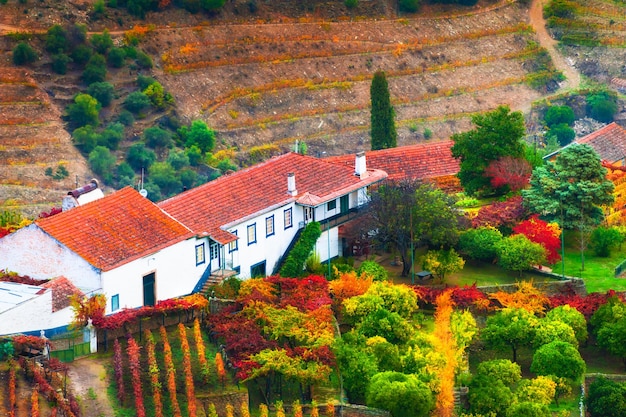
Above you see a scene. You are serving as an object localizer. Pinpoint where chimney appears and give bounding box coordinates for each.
[355,151,368,179]
[287,173,297,196]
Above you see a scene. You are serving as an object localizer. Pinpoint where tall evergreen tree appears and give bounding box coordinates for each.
[370,71,397,150]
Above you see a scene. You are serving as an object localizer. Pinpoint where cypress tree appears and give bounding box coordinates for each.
[370,71,397,150]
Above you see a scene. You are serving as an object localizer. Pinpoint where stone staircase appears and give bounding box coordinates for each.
[200,270,238,294]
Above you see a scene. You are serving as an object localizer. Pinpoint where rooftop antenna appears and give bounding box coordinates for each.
[139,168,148,198]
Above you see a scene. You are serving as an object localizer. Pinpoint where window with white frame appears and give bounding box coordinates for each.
[284,208,293,229]
[304,206,313,223]
[229,230,238,252]
[195,243,205,265]
[266,215,275,237]
[247,223,257,245]
[210,243,219,260]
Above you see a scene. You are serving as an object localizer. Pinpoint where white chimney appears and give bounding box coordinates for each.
[355,151,368,179]
[287,173,297,196]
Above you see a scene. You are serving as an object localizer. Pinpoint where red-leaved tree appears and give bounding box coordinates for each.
[472,195,526,229]
[484,156,532,192]
[513,214,562,264]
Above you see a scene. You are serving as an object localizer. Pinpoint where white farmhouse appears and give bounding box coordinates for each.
[159,152,386,280]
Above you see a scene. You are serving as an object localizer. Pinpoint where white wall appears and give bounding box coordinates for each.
[0,291,74,336]
[226,202,302,278]
[101,237,201,314]
[316,226,339,263]
[0,225,101,291]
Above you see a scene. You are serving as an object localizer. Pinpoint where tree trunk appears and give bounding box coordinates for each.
[512,345,517,364]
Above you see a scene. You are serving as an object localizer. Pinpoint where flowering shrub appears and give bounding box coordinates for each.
[178,323,197,417]
[93,294,208,330]
[215,352,226,386]
[113,339,125,404]
[127,337,145,417]
[160,326,182,417]
[31,387,39,417]
[193,318,210,384]
[144,330,163,417]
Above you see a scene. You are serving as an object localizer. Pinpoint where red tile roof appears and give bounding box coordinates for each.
[41,276,83,312]
[575,122,626,164]
[36,187,194,271]
[325,140,459,182]
[158,152,387,244]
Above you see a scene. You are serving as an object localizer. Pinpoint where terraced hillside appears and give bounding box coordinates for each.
[154,2,556,155]
[0,68,93,217]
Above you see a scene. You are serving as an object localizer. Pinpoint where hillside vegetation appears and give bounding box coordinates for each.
[0,0,563,214]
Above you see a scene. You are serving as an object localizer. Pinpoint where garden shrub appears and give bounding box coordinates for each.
[280,222,322,277]
[544,105,575,127]
[458,227,503,262]
[590,226,623,257]
[547,123,575,146]
[366,372,434,417]
[357,260,388,281]
[586,90,618,123]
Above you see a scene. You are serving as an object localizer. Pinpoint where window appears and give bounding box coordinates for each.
[304,206,314,223]
[228,230,238,253]
[327,200,337,211]
[195,243,205,266]
[247,223,257,245]
[111,294,119,312]
[266,215,275,237]
[284,208,293,229]
[210,243,219,260]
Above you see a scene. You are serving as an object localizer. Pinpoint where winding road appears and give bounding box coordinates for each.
[528,0,581,91]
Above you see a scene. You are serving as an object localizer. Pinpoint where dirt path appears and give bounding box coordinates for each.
[528,0,581,90]
[66,356,116,417]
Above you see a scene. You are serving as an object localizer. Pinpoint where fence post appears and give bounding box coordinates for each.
[87,319,97,354]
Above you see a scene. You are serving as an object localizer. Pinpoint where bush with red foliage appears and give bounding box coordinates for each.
[513,215,562,264]
[414,284,490,310]
[266,275,331,311]
[38,207,62,219]
[548,290,624,320]
[127,337,145,417]
[484,156,532,192]
[178,324,197,417]
[8,363,16,417]
[0,270,49,286]
[472,195,526,229]
[113,339,125,405]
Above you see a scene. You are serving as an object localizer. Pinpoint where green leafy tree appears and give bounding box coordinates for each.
[71,44,92,66]
[12,42,37,65]
[333,332,379,403]
[522,144,614,270]
[544,105,575,127]
[533,319,578,348]
[357,260,388,281]
[366,372,434,417]
[179,120,216,154]
[87,81,115,107]
[116,162,136,187]
[530,340,585,382]
[545,304,588,344]
[591,226,623,257]
[458,226,503,262]
[495,234,547,276]
[137,75,157,90]
[136,50,153,69]
[124,91,151,114]
[587,90,618,123]
[596,317,626,370]
[516,376,556,405]
[67,93,101,128]
[179,168,199,189]
[590,296,626,334]
[90,29,113,55]
[547,123,576,146]
[357,308,415,345]
[343,281,418,321]
[72,125,100,153]
[201,0,226,10]
[82,53,107,84]
[399,0,419,12]
[99,122,124,150]
[126,142,156,171]
[51,53,72,74]
[167,148,190,170]
[370,71,397,150]
[451,105,525,196]
[506,402,551,417]
[186,145,203,166]
[586,377,626,417]
[421,248,465,282]
[45,24,68,53]
[88,146,116,182]
[148,162,182,197]
[476,359,521,386]
[482,308,539,363]
[143,126,173,152]
[468,374,514,417]
[107,47,126,68]
[144,81,170,109]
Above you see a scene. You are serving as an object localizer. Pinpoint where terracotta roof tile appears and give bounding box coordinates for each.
[158,153,387,244]
[575,122,626,164]
[325,141,459,182]
[41,277,83,312]
[36,187,194,271]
